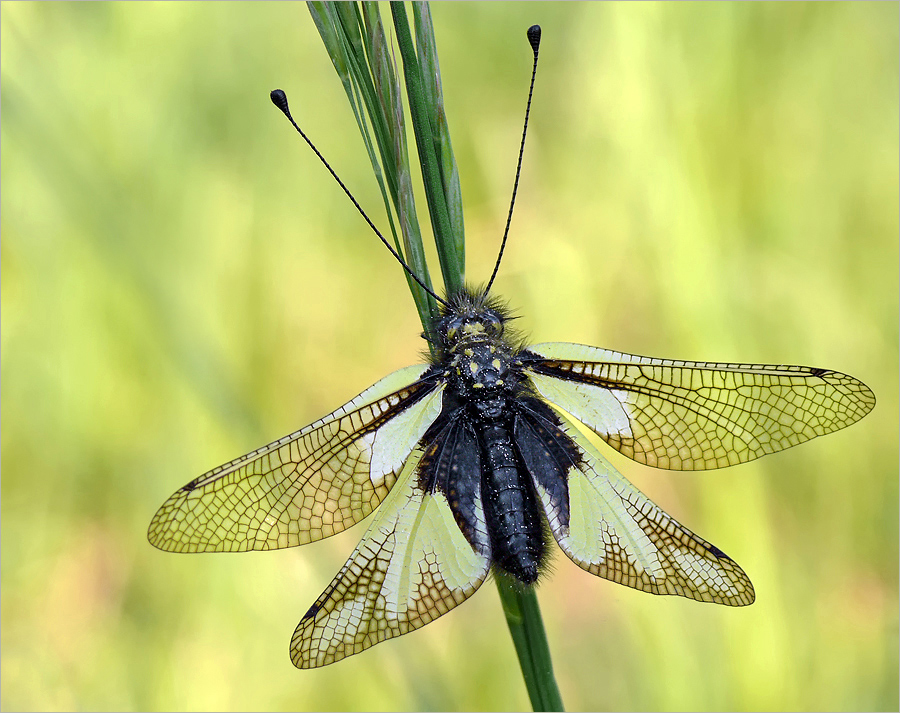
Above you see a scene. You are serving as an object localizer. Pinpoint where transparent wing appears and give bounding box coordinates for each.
[523,405,754,605]
[148,365,445,552]
[290,450,491,668]
[526,342,875,470]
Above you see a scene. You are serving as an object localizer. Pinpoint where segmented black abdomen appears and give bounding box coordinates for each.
[480,422,545,584]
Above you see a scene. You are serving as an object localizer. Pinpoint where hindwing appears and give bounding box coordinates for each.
[148,365,444,553]
[525,342,875,470]
[517,397,754,605]
[417,413,492,559]
[291,449,491,668]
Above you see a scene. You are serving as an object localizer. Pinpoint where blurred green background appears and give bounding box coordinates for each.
[2,2,897,711]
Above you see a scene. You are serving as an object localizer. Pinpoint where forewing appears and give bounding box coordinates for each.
[523,404,754,605]
[148,365,445,552]
[526,342,875,470]
[290,450,491,668]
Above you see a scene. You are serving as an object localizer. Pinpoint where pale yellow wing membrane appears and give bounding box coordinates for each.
[527,342,875,471]
[291,450,491,668]
[532,410,754,605]
[148,365,444,553]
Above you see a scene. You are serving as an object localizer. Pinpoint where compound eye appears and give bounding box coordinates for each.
[485,312,503,335]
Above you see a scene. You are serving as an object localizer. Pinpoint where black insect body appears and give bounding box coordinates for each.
[419,291,551,586]
[148,28,876,669]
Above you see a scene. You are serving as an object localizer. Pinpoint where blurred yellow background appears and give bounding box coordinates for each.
[2,2,897,711]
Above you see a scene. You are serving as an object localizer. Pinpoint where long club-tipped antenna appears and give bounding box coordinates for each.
[269,89,450,309]
[484,24,542,295]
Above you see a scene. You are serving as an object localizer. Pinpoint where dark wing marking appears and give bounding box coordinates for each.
[418,414,491,559]
[526,342,875,470]
[148,365,444,552]
[290,450,491,668]
[513,398,573,528]
[523,402,754,605]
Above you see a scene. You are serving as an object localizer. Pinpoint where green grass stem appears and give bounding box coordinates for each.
[308,3,563,709]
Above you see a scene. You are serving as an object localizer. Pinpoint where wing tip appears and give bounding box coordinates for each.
[706,543,732,561]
